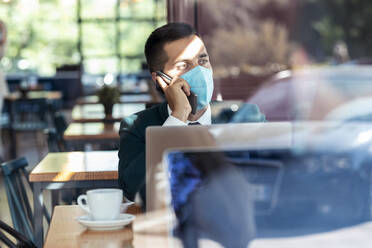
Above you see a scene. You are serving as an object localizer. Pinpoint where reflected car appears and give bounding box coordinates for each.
[224,123,372,233]
[244,140,372,236]
[226,67,372,231]
[244,66,372,122]
[259,125,372,227]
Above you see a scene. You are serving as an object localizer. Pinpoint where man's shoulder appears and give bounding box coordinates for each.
[119,102,168,135]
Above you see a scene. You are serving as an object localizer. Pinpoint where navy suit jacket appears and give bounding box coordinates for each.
[118,102,168,203]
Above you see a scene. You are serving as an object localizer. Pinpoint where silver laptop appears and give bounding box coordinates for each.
[145,122,292,211]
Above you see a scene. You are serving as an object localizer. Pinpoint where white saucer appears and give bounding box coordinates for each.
[76,214,135,231]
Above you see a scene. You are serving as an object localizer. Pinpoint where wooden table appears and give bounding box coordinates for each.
[64,122,120,141]
[77,94,153,105]
[71,103,145,123]
[44,205,176,248]
[63,122,120,150]
[5,91,62,101]
[44,204,372,248]
[29,151,119,248]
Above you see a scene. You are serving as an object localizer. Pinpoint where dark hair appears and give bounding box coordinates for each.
[144,22,197,73]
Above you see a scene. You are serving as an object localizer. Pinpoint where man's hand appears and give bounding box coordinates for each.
[156,75,191,122]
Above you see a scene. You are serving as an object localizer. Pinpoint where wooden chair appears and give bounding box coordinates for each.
[9,98,50,131]
[0,219,36,248]
[53,112,68,150]
[8,98,51,158]
[45,128,61,153]
[45,111,68,153]
[1,157,51,242]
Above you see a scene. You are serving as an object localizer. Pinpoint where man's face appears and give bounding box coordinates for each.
[162,35,212,78]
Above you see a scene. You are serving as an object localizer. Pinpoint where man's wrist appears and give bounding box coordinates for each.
[171,110,189,123]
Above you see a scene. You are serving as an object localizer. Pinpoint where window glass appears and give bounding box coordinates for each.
[0,0,77,75]
[0,0,166,76]
[81,0,117,19]
[120,58,142,73]
[84,58,119,75]
[120,0,154,18]
[82,23,116,56]
[155,0,167,19]
[120,22,155,56]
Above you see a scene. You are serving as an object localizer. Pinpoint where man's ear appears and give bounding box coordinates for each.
[151,72,157,84]
[151,71,165,96]
[148,72,165,99]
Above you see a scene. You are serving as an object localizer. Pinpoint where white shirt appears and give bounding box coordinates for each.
[162,104,212,126]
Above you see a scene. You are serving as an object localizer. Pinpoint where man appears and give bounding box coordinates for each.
[118,22,214,204]
[118,22,263,205]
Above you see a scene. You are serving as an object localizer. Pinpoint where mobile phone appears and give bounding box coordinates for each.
[156,71,172,82]
[156,71,197,115]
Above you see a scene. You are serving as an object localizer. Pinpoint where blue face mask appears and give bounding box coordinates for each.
[180,66,214,111]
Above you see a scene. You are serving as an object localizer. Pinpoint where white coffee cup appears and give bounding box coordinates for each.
[77,188,128,220]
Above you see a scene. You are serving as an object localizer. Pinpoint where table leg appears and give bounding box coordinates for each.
[33,182,43,248]
[51,190,59,212]
[9,128,17,159]
[7,99,17,159]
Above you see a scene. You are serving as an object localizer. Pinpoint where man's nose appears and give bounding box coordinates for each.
[189,60,200,70]
[182,59,200,75]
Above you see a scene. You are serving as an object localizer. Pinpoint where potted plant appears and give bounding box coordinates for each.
[18,80,30,98]
[96,85,120,119]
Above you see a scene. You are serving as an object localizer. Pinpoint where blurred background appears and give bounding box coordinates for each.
[1,1,372,245]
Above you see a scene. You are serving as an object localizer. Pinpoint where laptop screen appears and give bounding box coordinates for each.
[164,147,371,248]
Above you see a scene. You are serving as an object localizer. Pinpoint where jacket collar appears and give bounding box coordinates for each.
[158,101,169,123]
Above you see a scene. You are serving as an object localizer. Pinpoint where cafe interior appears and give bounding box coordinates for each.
[1,0,372,247]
